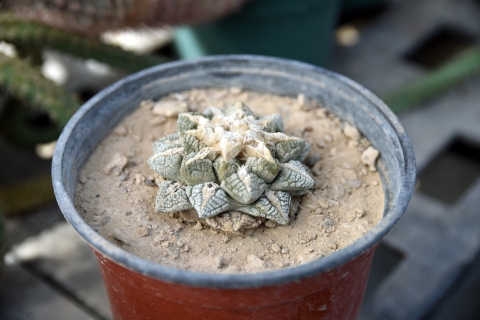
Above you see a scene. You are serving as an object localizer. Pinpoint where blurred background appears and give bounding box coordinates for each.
[1,0,480,319]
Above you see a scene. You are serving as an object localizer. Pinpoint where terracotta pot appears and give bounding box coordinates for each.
[52,56,416,319]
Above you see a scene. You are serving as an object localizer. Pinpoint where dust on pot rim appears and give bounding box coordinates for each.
[52,55,416,289]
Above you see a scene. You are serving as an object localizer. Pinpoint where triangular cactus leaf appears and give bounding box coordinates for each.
[245,157,279,183]
[186,183,238,218]
[152,133,181,154]
[296,142,311,162]
[225,101,255,117]
[213,156,241,182]
[155,180,192,213]
[237,190,291,225]
[177,113,207,135]
[270,160,315,191]
[257,114,285,133]
[148,148,183,181]
[220,166,267,205]
[180,152,217,185]
[182,134,207,154]
[275,137,307,163]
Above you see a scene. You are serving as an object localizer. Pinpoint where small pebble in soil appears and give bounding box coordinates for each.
[176,240,185,248]
[322,218,334,227]
[271,244,281,254]
[361,147,380,172]
[102,216,111,225]
[145,178,156,186]
[347,180,362,189]
[308,215,325,226]
[112,229,135,246]
[246,255,266,270]
[343,123,361,141]
[137,227,149,237]
[355,208,366,218]
[264,220,277,228]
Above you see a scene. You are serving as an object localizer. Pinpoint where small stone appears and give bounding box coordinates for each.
[264,220,277,228]
[296,93,311,110]
[140,100,154,110]
[314,208,323,215]
[161,241,170,247]
[145,178,156,186]
[149,116,167,125]
[90,221,102,231]
[348,140,359,148]
[79,175,88,184]
[104,153,128,176]
[326,239,337,250]
[316,140,327,148]
[318,199,330,209]
[281,248,289,254]
[306,231,318,241]
[355,208,366,218]
[167,248,179,259]
[308,215,325,226]
[125,211,132,216]
[183,245,190,252]
[153,234,165,244]
[246,254,266,270]
[342,169,358,180]
[176,240,185,248]
[222,235,230,244]
[322,218,334,227]
[315,108,327,118]
[343,123,361,141]
[361,147,380,172]
[304,126,313,132]
[347,212,356,222]
[271,244,281,253]
[173,93,189,101]
[119,171,129,182]
[102,216,111,225]
[152,100,188,117]
[372,180,379,186]
[347,179,362,189]
[210,256,225,269]
[113,125,127,136]
[137,227,149,237]
[324,134,333,143]
[193,221,203,230]
[133,173,145,185]
[112,229,135,246]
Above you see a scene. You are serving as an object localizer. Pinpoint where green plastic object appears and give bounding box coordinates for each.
[174,0,341,66]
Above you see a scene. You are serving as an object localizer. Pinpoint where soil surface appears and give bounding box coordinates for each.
[75,88,384,274]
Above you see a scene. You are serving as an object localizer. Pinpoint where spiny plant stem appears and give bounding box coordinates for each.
[0,13,169,73]
[383,46,480,113]
[0,53,80,127]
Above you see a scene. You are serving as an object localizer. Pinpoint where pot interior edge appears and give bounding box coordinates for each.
[58,56,411,287]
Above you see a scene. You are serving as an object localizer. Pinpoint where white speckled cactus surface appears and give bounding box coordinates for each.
[148,101,315,226]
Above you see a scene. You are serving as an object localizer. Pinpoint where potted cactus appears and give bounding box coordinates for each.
[53,56,415,319]
[148,101,314,232]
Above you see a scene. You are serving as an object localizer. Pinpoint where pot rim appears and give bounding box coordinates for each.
[52,55,416,289]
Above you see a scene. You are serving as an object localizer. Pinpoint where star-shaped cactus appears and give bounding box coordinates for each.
[148,101,315,226]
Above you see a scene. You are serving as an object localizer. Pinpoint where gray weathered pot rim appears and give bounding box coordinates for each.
[52,55,416,289]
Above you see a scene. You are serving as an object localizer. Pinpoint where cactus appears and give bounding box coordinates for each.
[0,13,168,73]
[0,53,80,127]
[148,101,315,228]
[3,0,251,36]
